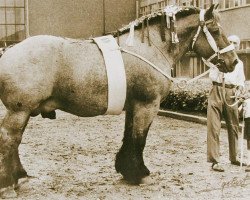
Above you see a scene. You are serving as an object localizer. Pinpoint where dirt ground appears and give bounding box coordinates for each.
[0,104,250,200]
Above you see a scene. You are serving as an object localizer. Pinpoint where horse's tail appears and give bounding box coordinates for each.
[0,47,5,58]
[0,44,15,95]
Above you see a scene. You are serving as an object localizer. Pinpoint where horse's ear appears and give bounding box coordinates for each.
[214,4,219,10]
[205,4,216,20]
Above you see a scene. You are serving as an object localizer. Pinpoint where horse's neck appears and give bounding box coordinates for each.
[118,22,197,66]
[172,33,196,62]
[118,28,172,75]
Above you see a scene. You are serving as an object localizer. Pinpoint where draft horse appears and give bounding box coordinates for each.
[0,4,238,197]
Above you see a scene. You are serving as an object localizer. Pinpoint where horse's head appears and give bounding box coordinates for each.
[192,4,238,73]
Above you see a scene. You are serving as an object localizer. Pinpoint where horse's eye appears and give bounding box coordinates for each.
[210,28,220,35]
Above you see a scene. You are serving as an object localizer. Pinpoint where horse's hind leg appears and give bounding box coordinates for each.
[0,111,30,196]
[115,98,160,184]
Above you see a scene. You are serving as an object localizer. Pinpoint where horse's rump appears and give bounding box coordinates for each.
[0,35,111,116]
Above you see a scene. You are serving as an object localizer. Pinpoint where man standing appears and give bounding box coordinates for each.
[207,35,246,172]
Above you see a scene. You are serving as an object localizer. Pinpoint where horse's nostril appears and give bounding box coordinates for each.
[233,59,238,66]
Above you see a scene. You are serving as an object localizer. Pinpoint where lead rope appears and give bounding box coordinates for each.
[120,47,213,89]
[120,47,175,82]
[222,75,242,107]
[240,104,245,169]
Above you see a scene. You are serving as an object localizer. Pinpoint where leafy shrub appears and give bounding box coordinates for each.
[160,78,212,114]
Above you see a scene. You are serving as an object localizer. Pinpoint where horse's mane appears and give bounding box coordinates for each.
[111,6,201,36]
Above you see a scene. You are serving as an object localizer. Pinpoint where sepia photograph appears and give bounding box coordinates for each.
[0,0,250,199]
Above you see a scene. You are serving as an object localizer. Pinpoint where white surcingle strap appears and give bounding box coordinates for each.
[126,22,135,46]
[93,35,126,115]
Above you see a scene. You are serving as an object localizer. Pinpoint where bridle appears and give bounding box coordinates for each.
[191,10,244,107]
[191,9,235,70]
[164,8,237,88]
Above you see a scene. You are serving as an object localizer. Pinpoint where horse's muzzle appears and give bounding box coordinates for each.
[215,58,238,73]
[233,59,238,67]
[216,59,227,72]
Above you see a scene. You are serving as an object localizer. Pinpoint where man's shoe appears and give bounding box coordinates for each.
[245,165,250,172]
[231,160,247,166]
[212,163,225,172]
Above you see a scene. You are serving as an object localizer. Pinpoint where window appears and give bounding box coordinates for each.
[0,0,26,47]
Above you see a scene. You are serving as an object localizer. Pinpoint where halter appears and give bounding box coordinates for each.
[191,9,235,68]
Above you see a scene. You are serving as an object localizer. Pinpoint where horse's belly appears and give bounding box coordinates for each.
[53,73,109,117]
[59,92,108,117]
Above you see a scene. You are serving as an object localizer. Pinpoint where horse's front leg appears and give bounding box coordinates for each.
[12,148,28,188]
[115,98,160,184]
[0,111,30,198]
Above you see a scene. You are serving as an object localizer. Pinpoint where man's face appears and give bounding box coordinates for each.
[229,40,239,50]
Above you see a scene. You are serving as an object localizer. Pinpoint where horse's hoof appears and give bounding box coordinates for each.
[140,176,155,185]
[14,176,30,190]
[141,164,150,177]
[123,176,141,185]
[0,186,17,199]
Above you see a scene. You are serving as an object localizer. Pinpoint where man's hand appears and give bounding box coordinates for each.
[235,86,246,100]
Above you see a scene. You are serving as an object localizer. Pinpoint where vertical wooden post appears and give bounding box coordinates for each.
[4,0,7,42]
[200,0,204,9]
[221,0,226,9]
[136,1,139,18]
[189,57,194,78]
[193,0,197,7]
[103,0,106,35]
[146,18,151,46]
[141,19,145,43]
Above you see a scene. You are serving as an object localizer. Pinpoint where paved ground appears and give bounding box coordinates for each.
[0,104,250,200]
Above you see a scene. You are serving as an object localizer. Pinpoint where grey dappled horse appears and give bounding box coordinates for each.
[0,5,238,197]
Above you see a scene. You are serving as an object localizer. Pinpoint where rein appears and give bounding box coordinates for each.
[221,75,244,107]
[120,47,212,89]
[120,47,175,82]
